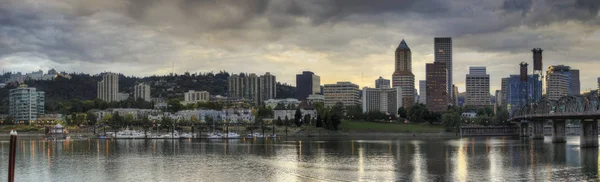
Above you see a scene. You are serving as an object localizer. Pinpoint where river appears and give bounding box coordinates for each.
[0,136,597,181]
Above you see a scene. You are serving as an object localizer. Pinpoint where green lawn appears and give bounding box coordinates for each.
[340,120,443,133]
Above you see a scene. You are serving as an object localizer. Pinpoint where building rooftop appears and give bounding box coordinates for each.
[396,39,410,50]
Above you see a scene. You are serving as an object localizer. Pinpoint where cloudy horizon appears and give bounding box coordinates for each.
[2,0,600,93]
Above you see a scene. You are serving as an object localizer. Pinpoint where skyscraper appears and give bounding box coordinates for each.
[295,71,321,100]
[495,90,502,106]
[134,83,151,102]
[434,37,452,104]
[501,77,510,107]
[392,39,415,108]
[375,76,390,89]
[426,62,448,112]
[97,72,119,102]
[465,67,490,106]
[546,65,578,100]
[506,74,542,111]
[418,80,426,104]
[571,69,580,95]
[362,87,402,115]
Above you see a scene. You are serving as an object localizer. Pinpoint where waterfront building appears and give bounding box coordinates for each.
[323,82,360,108]
[134,83,151,102]
[260,72,277,101]
[391,39,415,108]
[184,90,210,105]
[506,74,542,111]
[97,72,119,102]
[9,84,44,122]
[500,77,510,107]
[426,62,448,112]
[546,65,580,100]
[296,71,321,100]
[264,98,300,109]
[465,67,490,106]
[434,37,453,102]
[273,101,317,123]
[361,87,402,115]
[375,76,390,89]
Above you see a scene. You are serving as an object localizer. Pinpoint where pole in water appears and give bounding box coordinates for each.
[8,130,17,182]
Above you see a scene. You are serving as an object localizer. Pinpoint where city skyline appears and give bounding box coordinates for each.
[2,1,600,93]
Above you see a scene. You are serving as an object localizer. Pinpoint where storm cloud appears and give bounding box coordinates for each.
[1,0,600,93]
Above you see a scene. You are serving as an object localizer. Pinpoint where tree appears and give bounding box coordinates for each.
[276,117,283,126]
[442,112,461,132]
[303,114,311,126]
[167,99,183,113]
[294,108,302,127]
[397,107,407,119]
[141,116,151,137]
[407,103,428,123]
[493,108,510,126]
[315,114,323,128]
[345,104,363,120]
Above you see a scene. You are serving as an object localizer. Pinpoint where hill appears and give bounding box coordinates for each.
[0,71,295,114]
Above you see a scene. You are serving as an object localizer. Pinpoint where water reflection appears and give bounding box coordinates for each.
[0,136,597,181]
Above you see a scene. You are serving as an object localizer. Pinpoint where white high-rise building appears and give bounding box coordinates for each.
[362,87,402,115]
[134,83,151,102]
[97,72,119,102]
[9,84,44,122]
[418,80,426,104]
[546,65,578,100]
[465,67,490,106]
[184,90,210,104]
[260,72,277,101]
[324,82,360,108]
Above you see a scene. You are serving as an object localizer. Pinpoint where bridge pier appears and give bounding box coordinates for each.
[531,120,544,140]
[580,119,598,148]
[519,121,529,137]
[552,119,566,143]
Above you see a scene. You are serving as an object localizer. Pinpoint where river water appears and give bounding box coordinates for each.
[0,136,597,181]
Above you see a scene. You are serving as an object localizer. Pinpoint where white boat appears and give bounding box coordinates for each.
[115,129,145,139]
[179,132,196,139]
[161,131,180,138]
[246,133,264,139]
[223,132,241,139]
[207,132,222,139]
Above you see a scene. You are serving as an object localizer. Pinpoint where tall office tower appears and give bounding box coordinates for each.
[426,62,448,112]
[501,77,509,107]
[97,72,119,102]
[495,90,502,106]
[506,74,542,111]
[9,84,44,122]
[323,82,360,108]
[434,37,452,103]
[571,69,580,95]
[295,71,321,100]
[465,67,490,106]
[134,83,151,102]
[452,85,459,106]
[375,76,391,89]
[260,72,277,101]
[392,39,415,108]
[546,65,579,100]
[362,87,402,115]
[418,80,426,104]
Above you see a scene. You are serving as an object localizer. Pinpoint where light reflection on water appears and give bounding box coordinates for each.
[0,136,597,181]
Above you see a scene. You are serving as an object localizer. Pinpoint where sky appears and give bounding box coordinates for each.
[1,0,600,94]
